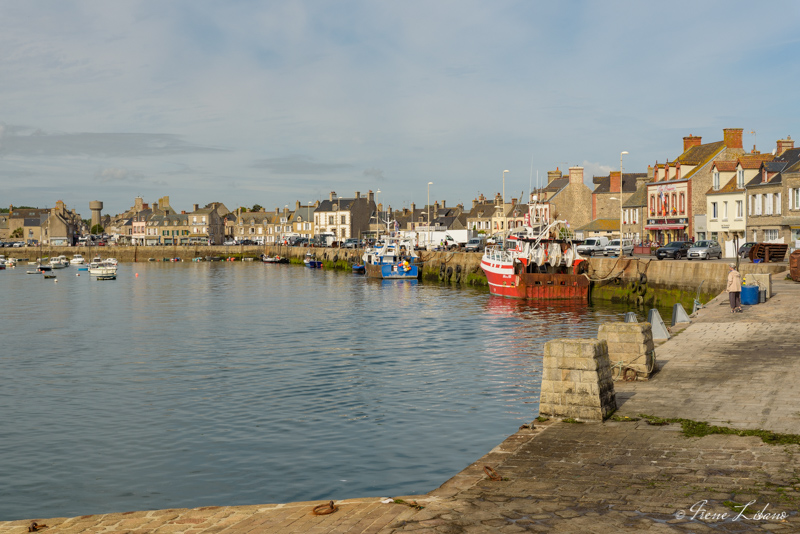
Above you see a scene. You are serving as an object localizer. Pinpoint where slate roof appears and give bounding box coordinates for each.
[622,185,648,208]
[316,197,370,212]
[576,219,620,232]
[465,202,497,219]
[544,178,569,192]
[592,173,644,194]
[676,141,725,165]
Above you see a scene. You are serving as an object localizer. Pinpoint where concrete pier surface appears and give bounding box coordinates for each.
[3,275,800,532]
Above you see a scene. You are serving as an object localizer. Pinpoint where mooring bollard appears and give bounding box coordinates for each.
[539,339,616,422]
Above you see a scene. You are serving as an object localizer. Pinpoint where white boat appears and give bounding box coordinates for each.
[70,254,86,265]
[88,264,117,276]
[6,257,17,267]
[102,258,118,266]
[49,257,68,269]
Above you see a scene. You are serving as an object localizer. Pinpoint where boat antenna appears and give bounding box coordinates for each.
[529,155,533,202]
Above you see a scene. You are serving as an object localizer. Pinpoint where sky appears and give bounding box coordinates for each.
[2,1,800,217]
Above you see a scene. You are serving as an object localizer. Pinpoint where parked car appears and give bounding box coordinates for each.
[603,239,634,256]
[655,241,692,260]
[12,241,25,248]
[687,240,722,260]
[464,237,486,253]
[576,237,610,257]
[738,242,757,258]
[342,238,360,249]
[223,239,236,245]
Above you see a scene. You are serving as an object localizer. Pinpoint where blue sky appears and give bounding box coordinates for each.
[2,1,800,216]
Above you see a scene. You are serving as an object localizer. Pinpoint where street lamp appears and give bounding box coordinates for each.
[376,189,382,237]
[502,170,510,245]
[427,181,433,249]
[617,151,629,257]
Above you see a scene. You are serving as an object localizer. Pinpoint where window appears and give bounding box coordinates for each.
[765,193,773,215]
[765,229,779,242]
[671,193,677,215]
[756,194,762,215]
[749,195,753,215]
[192,216,197,223]
[328,215,335,225]
[340,215,346,225]
[794,188,800,210]
[711,202,718,219]
[737,169,744,188]
[679,193,685,214]
[723,201,728,220]
[776,193,781,215]
[713,171,720,190]
[736,200,743,219]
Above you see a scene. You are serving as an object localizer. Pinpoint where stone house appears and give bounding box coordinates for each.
[41,200,82,246]
[706,153,774,256]
[620,168,653,243]
[314,191,375,242]
[533,167,592,231]
[187,202,227,245]
[290,201,317,240]
[465,195,496,234]
[6,207,50,244]
[746,141,800,246]
[589,171,645,241]
[236,210,271,243]
[145,213,190,245]
[645,129,745,244]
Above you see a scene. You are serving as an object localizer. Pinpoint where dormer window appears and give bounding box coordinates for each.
[737,169,744,188]
[713,171,720,190]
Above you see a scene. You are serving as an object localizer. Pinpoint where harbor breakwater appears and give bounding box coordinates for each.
[20,245,788,311]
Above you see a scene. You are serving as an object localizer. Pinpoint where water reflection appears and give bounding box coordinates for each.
[0,264,650,521]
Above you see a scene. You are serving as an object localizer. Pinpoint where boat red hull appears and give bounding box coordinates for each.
[480,258,589,300]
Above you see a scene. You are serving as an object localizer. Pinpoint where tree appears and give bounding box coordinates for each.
[10,227,23,238]
[252,204,263,212]
[91,224,104,234]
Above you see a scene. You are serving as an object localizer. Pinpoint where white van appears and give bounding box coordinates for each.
[576,237,610,257]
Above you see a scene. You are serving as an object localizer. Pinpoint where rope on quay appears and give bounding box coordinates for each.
[311,500,338,516]
[483,465,503,481]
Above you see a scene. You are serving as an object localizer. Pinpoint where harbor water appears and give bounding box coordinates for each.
[1,262,651,521]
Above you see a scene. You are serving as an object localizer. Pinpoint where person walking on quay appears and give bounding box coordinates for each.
[727,263,743,313]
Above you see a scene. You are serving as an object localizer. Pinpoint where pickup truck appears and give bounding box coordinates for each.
[575,237,609,257]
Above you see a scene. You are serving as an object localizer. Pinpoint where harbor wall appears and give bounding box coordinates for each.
[16,246,789,309]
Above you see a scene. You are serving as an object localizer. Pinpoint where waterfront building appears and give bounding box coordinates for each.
[41,200,82,246]
[236,209,271,244]
[746,140,800,247]
[289,201,317,241]
[586,170,646,242]
[187,202,228,245]
[646,129,746,244]
[706,153,774,256]
[314,191,375,242]
[532,167,593,233]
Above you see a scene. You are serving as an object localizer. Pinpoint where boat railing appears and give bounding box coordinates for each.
[483,246,516,263]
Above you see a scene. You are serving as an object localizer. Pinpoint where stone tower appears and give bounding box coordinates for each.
[89,200,103,229]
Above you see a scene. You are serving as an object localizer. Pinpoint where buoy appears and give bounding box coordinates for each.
[135,273,139,277]
[76,273,80,276]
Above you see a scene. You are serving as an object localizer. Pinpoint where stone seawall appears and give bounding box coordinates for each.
[19,246,789,309]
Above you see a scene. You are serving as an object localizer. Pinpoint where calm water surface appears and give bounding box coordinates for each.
[1,262,648,520]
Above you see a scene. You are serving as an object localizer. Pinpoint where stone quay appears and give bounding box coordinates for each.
[3,273,800,533]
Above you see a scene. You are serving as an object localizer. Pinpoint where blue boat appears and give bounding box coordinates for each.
[303,253,322,268]
[351,264,366,274]
[362,240,419,280]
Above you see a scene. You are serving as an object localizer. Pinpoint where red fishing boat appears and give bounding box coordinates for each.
[480,220,589,300]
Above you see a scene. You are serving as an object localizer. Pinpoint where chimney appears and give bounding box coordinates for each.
[330,191,337,202]
[547,169,562,184]
[472,198,479,208]
[143,203,149,210]
[181,210,186,215]
[683,135,702,152]
[314,200,320,207]
[777,135,794,156]
[441,200,446,208]
[411,202,416,213]
[283,206,289,217]
[355,191,361,199]
[368,190,374,203]
[723,128,743,149]
[568,166,584,186]
[275,207,280,214]
[153,202,158,211]
[609,171,621,193]
[296,201,301,210]
[511,197,518,206]
[193,203,199,212]
[479,193,486,202]
[134,197,143,211]
[434,201,439,218]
